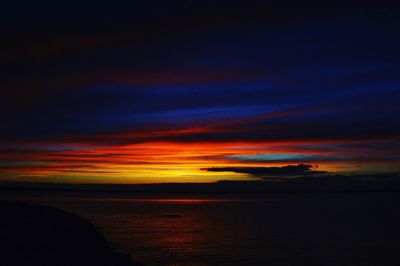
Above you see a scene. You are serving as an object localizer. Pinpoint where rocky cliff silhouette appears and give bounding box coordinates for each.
[0,201,142,266]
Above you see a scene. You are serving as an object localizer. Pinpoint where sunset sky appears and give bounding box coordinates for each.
[1,2,400,183]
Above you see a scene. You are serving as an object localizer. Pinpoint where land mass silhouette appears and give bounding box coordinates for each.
[1,172,399,194]
[0,201,142,266]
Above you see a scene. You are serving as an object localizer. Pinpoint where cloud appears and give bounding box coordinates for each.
[227,153,353,162]
[202,163,326,179]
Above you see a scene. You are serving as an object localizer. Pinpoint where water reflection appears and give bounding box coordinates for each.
[121,204,220,265]
[3,192,400,266]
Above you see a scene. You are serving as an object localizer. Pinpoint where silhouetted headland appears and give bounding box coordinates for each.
[0,201,142,266]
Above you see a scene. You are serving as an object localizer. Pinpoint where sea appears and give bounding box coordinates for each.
[2,190,400,266]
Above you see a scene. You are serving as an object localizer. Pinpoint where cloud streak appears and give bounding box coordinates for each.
[202,164,326,179]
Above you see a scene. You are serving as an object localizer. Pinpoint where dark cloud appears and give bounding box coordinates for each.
[202,164,326,179]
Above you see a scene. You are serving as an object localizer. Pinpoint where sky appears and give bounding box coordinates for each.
[1,2,400,183]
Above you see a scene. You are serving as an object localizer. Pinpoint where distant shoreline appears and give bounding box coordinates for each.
[1,173,400,194]
[0,201,142,266]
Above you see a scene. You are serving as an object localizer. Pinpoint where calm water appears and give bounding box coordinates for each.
[2,191,400,265]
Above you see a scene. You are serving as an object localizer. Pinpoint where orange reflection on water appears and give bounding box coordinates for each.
[145,213,212,258]
[135,198,229,204]
[103,197,259,204]
[118,199,222,265]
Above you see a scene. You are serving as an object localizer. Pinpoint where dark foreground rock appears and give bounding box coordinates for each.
[0,201,142,266]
